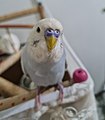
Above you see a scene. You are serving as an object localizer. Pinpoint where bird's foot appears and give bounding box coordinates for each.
[57,83,64,104]
[35,95,42,111]
[35,87,42,111]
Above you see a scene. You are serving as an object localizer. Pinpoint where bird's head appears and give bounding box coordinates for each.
[27,18,64,62]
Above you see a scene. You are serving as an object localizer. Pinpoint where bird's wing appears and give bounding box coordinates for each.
[21,58,26,75]
[21,47,30,79]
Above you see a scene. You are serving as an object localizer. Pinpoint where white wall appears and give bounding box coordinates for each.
[43,0,105,93]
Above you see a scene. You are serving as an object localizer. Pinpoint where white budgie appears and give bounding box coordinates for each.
[21,18,66,109]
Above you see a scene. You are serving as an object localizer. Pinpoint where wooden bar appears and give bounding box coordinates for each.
[0,7,38,22]
[0,77,29,97]
[0,24,34,29]
[0,79,74,111]
[0,51,21,74]
[38,2,46,19]
[0,91,35,111]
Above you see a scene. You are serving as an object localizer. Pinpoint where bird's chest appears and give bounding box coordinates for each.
[29,61,61,77]
[24,48,65,86]
[27,55,65,86]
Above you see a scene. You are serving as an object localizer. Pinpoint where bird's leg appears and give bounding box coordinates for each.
[58,83,64,102]
[35,86,41,111]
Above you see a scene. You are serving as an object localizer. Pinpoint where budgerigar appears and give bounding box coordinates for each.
[21,18,66,110]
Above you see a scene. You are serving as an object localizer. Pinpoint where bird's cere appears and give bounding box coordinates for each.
[45,28,54,37]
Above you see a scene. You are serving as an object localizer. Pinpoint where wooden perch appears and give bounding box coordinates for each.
[0,24,34,29]
[0,7,38,22]
[0,51,21,74]
[0,77,29,97]
[0,90,35,111]
[0,79,74,111]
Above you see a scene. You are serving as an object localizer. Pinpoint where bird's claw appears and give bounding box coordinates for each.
[35,95,42,111]
[58,83,64,103]
[35,87,42,111]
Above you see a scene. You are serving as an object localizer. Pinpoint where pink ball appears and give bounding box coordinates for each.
[73,68,88,83]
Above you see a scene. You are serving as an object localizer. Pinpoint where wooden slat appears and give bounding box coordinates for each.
[0,7,38,22]
[0,79,74,111]
[38,2,46,19]
[0,91,35,111]
[0,77,29,97]
[0,51,21,74]
[0,24,34,29]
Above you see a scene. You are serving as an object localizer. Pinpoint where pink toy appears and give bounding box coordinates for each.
[73,68,88,83]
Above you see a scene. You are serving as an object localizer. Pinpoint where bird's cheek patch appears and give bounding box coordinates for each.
[32,40,40,47]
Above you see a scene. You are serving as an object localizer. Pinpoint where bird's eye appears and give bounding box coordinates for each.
[36,27,41,33]
[54,29,60,38]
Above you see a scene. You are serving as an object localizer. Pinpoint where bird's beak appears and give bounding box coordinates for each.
[46,35,57,52]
